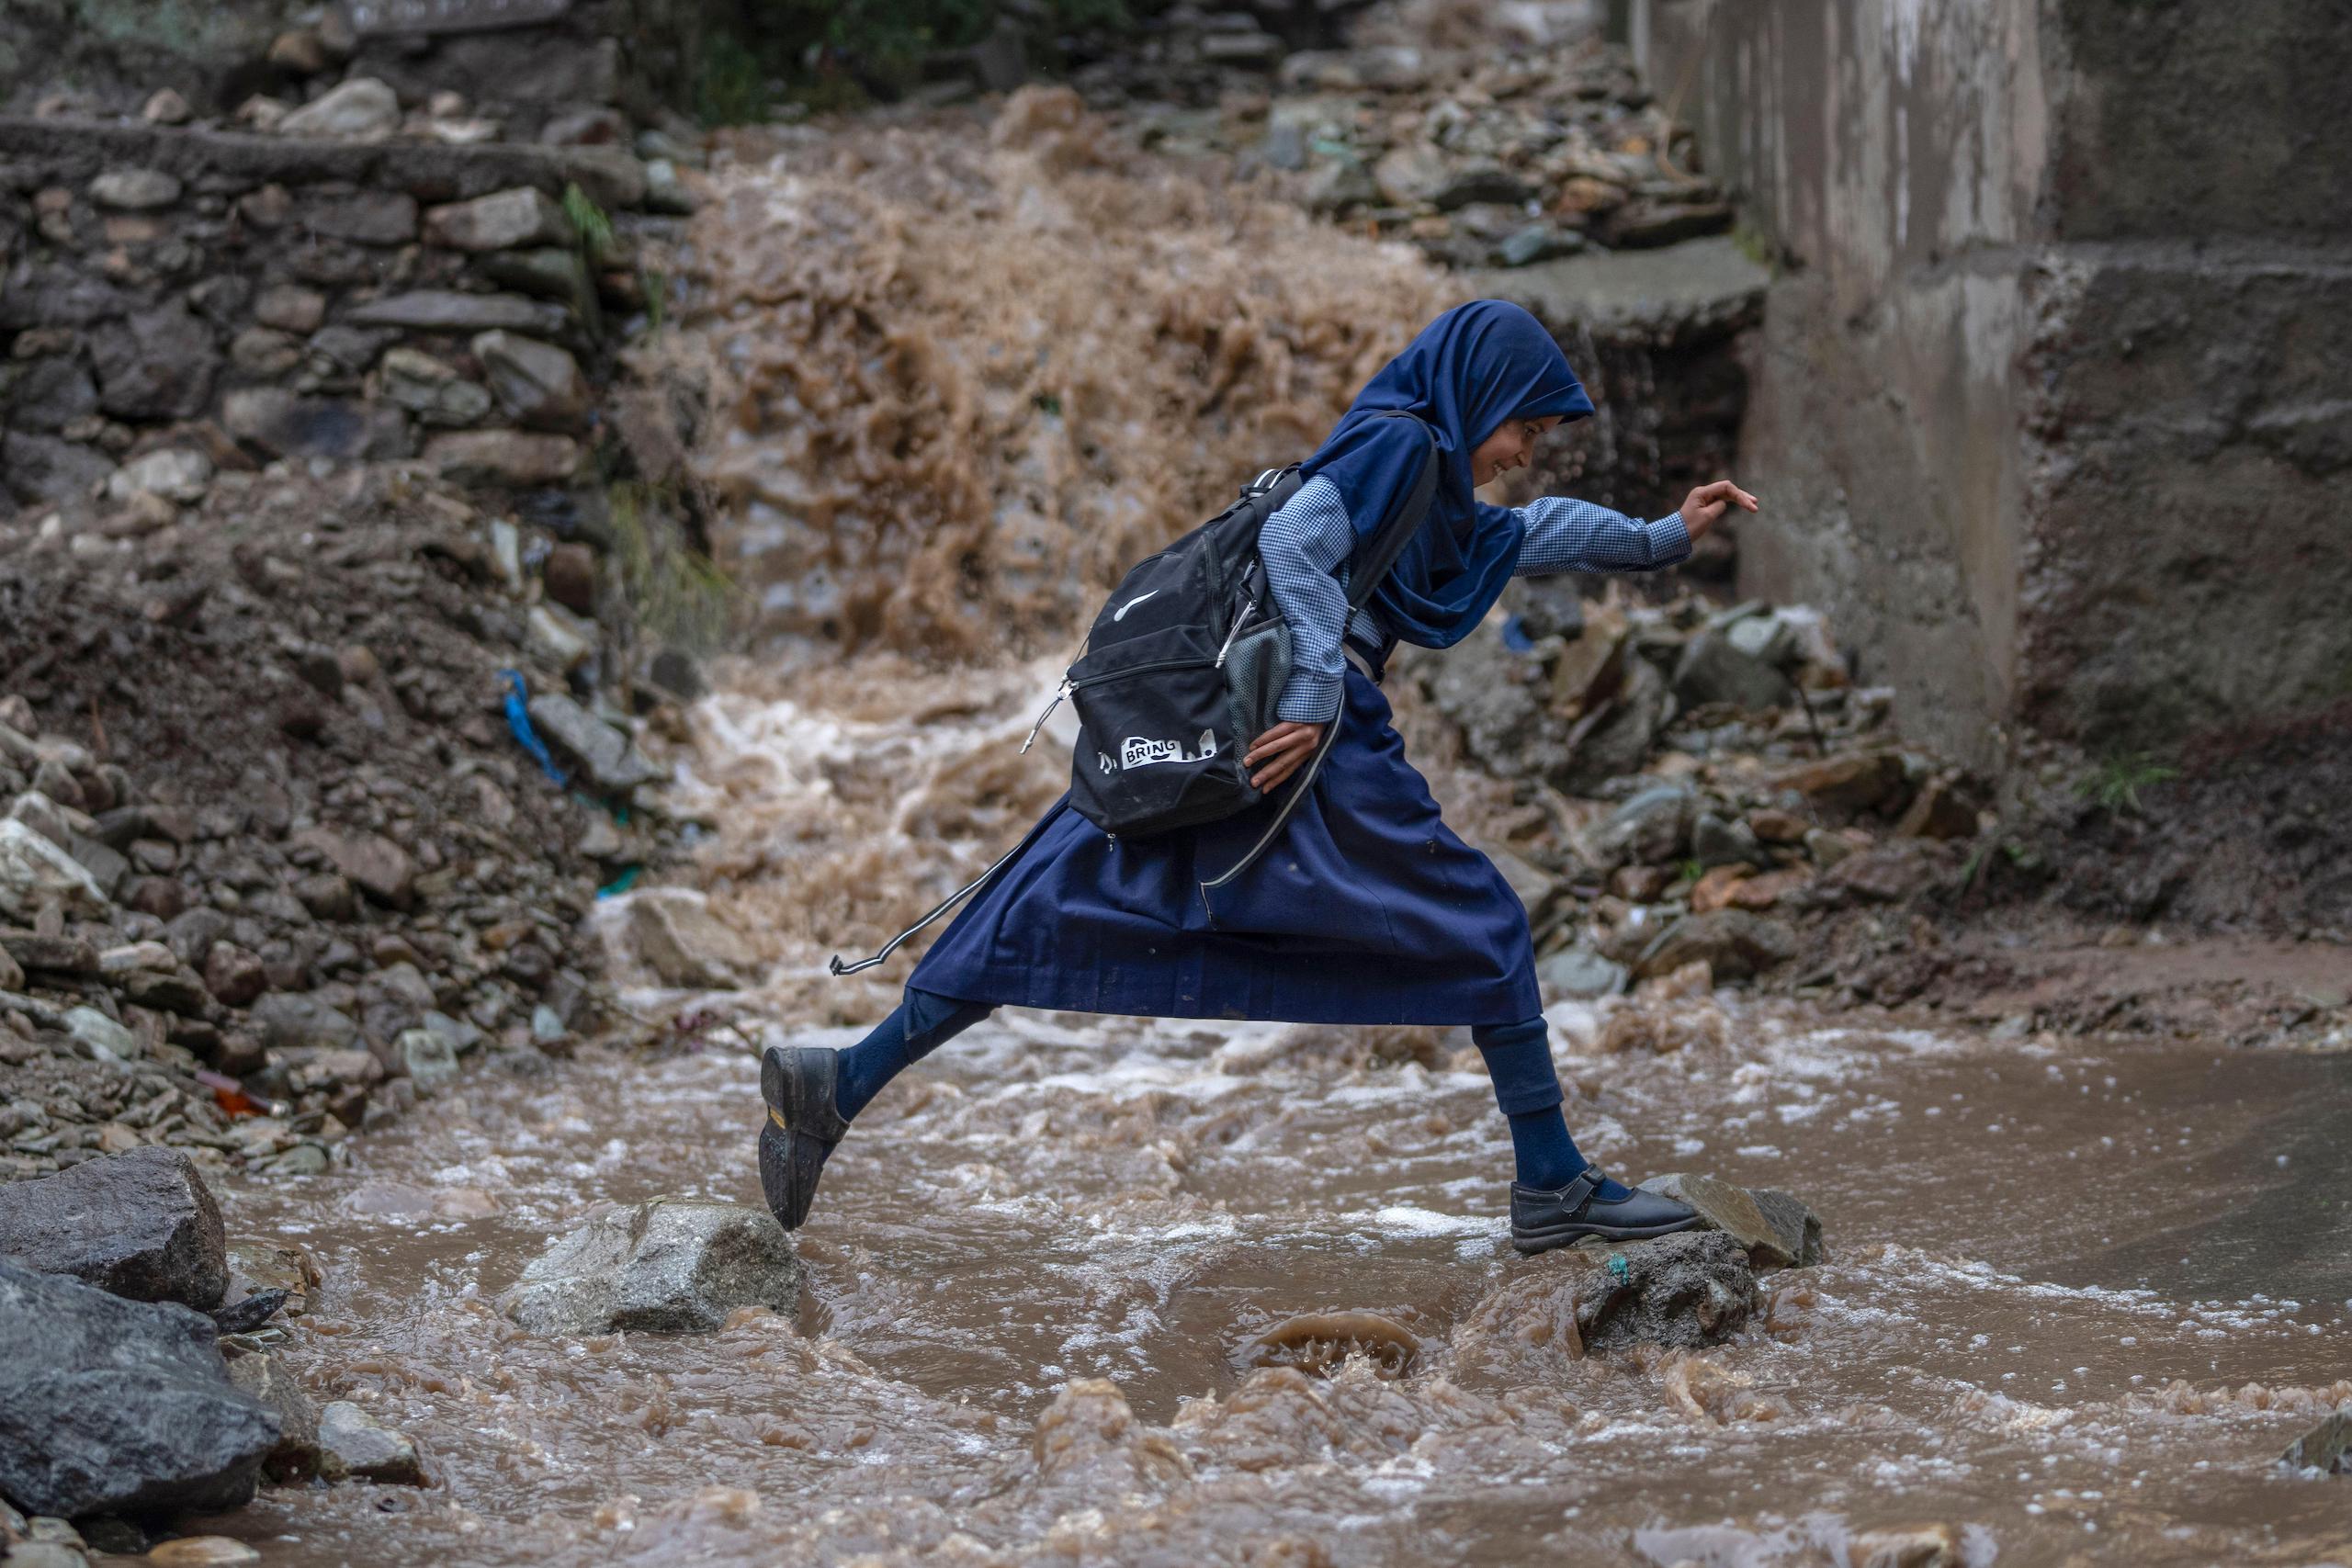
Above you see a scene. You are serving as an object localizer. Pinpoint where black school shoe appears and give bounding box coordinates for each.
[757,1044,850,1232]
[1510,1167,1701,1255]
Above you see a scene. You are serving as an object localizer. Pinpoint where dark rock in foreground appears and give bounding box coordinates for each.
[0,1261,277,1518]
[0,1146,228,1310]
[1454,1230,1759,1372]
[1572,1231,1758,1353]
[499,1199,802,1336]
[2282,1411,2352,1473]
[1638,1173,1826,1271]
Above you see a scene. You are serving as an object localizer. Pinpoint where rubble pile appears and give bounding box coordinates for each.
[0,460,701,1181]
[1405,587,1986,1000]
[1257,30,1732,271]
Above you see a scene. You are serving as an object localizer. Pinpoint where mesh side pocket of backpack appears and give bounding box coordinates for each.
[1223,620,1292,747]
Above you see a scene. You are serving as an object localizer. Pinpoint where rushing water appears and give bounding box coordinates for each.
[204,993,2352,1565]
[177,87,2352,1567]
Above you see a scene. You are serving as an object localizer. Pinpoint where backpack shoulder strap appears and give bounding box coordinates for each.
[1343,411,1441,615]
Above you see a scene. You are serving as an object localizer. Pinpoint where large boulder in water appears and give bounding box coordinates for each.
[0,1146,228,1309]
[499,1199,802,1335]
[1453,1231,1758,1372]
[1637,1173,1826,1270]
[0,1260,278,1518]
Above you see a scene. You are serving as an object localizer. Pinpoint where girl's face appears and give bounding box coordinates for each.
[1469,413,1563,488]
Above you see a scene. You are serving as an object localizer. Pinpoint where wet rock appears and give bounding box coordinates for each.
[500,1199,803,1336]
[303,190,418,246]
[1896,774,1979,840]
[526,694,663,793]
[378,348,492,428]
[1558,658,1668,793]
[1,432,114,509]
[91,304,219,423]
[1781,750,1904,812]
[1673,625,1793,711]
[204,943,267,1008]
[1633,909,1796,982]
[424,430,582,488]
[292,873,356,922]
[253,285,326,333]
[473,331,587,431]
[1459,1231,1757,1367]
[346,291,569,337]
[148,1538,261,1566]
[6,1542,87,1568]
[1822,840,1941,904]
[250,992,360,1053]
[0,1261,277,1518]
[424,187,575,253]
[0,819,111,919]
[540,542,597,614]
[1749,1188,1826,1268]
[0,1146,229,1308]
[62,1007,138,1068]
[1240,1311,1418,1379]
[224,1355,320,1482]
[316,1401,425,1485]
[116,967,211,1016]
[163,908,230,968]
[642,157,695,216]
[277,77,399,139]
[90,169,181,211]
[290,827,415,910]
[1590,784,1695,868]
[601,888,755,990]
[1634,1172,1814,1270]
[223,389,408,462]
[398,1028,458,1087]
[1537,946,1624,998]
[2282,1410,2352,1473]
[1691,811,1762,869]
[224,1242,322,1322]
[1846,1524,1962,1568]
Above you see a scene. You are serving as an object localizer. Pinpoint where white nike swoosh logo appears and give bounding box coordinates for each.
[1113,590,1159,622]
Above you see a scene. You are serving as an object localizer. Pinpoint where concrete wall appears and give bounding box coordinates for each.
[1634,0,2352,765]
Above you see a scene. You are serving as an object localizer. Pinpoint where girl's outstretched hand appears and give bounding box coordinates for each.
[1679,479,1760,539]
[1245,721,1326,792]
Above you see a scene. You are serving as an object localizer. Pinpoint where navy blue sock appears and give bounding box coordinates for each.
[1474,1018,1631,1198]
[833,989,992,1122]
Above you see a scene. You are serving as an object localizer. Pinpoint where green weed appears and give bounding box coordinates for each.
[2075,753,2177,819]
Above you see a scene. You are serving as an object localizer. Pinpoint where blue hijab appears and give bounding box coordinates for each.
[1299,300,1595,649]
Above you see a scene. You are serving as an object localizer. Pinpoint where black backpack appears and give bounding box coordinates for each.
[1058,410,1438,853]
[830,412,1438,974]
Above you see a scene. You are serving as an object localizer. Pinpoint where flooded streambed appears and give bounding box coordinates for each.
[207,999,2352,1566]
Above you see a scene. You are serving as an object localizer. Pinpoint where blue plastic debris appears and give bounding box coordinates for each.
[500,669,568,784]
[595,865,640,898]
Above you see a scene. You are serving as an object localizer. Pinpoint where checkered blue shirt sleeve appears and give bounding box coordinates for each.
[1258,476,1373,724]
[1501,497,1692,576]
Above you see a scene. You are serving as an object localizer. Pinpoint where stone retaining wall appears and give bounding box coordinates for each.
[0,117,671,514]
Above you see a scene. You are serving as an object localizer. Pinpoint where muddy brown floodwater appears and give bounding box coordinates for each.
[198,990,2352,1566]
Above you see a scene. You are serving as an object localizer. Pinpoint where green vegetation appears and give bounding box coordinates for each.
[561,182,616,264]
[699,0,1131,117]
[2075,752,2178,819]
[607,481,741,653]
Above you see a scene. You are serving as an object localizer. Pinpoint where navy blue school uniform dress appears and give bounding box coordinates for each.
[907,301,1691,1030]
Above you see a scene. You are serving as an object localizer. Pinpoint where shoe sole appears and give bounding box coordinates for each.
[757,1046,835,1233]
[1510,1213,1702,1256]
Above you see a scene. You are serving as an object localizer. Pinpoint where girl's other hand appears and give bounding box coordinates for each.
[1679,479,1759,539]
[1244,722,1326,792]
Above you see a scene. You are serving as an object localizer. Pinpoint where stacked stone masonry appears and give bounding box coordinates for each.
[0,117,667,513]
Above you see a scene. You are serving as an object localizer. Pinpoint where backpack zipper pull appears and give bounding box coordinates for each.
[1213,602,1253,669]
[1019,680,1068,753]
